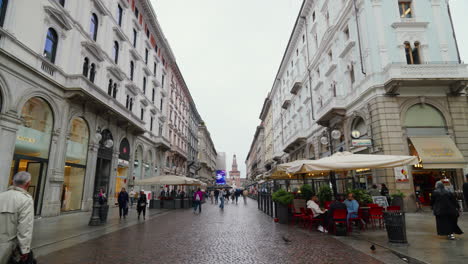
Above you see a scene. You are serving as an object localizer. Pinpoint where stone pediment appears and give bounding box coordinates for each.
[125,83,139,95]
[107,66,126,81]
[113,26,126,41]
[81,41,105,62]
[44,6,72,30]
[130,48,141,61]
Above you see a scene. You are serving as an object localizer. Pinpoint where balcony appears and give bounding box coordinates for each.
[316,97,347,127]
[283,131,307,153]
[382,63,468,95]
[290,81,302,95]
[282,96,291,109]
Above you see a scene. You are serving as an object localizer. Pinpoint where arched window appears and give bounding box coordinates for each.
[113,41,119,64]
[404,103,447,136]
[143,77,146,93]
[63,117,89,211]
[89,63,96,83]
[112,83,117,99]
[130,61,134,81]
[126,94,130,108]
[107,79,113,95]
[117,4,123,26]
[59,0,65,7]
[0,0,9,27]
[90,13,98,41]
[43,28,58,63]
[82,57,89,77]
[129,98,133,111]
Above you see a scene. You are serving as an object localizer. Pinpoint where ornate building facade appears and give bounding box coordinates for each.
[247,0,468,210]
[0,0,212,217]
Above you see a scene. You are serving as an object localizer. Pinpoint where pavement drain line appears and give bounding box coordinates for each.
[32,209,171,251]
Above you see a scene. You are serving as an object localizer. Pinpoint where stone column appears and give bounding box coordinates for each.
[41,127,67,217]
[81,143,99,211]
[0,112,21,192]
[108,151,120,205]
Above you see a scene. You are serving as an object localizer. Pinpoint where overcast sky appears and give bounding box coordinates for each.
[151,0,468,178]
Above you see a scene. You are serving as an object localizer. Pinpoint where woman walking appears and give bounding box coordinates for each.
[137,190,147,220]
[431,181,463,240]
[219,189,226,210]
[193,188,203,214]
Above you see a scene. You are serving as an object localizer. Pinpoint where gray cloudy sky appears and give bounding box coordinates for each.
[151,0,468,178]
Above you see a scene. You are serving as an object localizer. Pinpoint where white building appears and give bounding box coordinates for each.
[0,0,210,217]
[250,0,468,209]
[198,122,217,182]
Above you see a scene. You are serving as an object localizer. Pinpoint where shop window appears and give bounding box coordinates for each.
[113,41,119,64]
[117,4,123,26]
[404,103,447,136]
[43,28,58,63]
[82,57,89,77]
[89,63,96,83]
[63,117,89,212]
[0,0,9,27]
[90,13,98,41]
[404,41,421,65]
[399,1,412,18]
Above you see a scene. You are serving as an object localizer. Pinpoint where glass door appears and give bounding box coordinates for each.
[10,156,47,215]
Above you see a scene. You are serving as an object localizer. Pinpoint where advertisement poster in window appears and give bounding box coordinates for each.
[394,166,409,182]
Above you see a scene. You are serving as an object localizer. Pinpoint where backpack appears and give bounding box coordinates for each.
[195,193,201,201]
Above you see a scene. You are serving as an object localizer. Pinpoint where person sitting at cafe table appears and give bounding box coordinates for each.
[327,194,347,227]
[307,195,328,233]
[344,193,359,220]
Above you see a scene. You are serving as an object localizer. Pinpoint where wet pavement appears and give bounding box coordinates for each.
[348,211,468,264]
[37,199,384,264]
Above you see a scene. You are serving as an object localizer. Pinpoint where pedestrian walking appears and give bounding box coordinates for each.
[230,190,235,204]
[235,189,241,204]
[137,190,147,220]
[193,188,203,214]
[210,190,215,204]
[431,181,463,240]
[214,189,220,204]
[242,189,248,204]
[0,171,36,264]
[117,188,129,219]
[224,189,230,205]
[129,188,136,208]
[219,189,226,210]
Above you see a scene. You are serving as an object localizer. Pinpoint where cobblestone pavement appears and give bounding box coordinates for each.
[38,198,383,264]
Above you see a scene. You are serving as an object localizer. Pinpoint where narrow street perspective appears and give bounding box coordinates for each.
[36,198,386,264]
[2,0,468,263]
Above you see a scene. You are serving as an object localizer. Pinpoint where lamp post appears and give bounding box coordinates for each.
[320,127,342,199]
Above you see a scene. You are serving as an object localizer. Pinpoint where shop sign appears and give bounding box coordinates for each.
[351,139,372,147]
[394,166,409,182]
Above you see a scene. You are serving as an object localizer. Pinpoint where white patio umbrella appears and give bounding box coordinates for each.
[134,175,193,186]
[286,151,418,174]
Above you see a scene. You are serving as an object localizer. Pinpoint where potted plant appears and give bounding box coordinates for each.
[318,186,332,205]
[391,190,405,211]
[349,189,373,205]
[272,189,294,224]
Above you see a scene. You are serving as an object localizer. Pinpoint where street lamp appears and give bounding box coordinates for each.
[320,128,342,199]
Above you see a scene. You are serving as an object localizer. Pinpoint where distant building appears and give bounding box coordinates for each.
[229,154,241,188]
[216,152,227,171]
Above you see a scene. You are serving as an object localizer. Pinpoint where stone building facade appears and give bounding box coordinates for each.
[198,123,217,182]
[0,0,211,217]
[248,0,468,209]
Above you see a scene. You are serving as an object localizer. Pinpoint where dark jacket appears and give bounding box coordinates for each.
[214,190,219,197]
[327,200,348,223]
[380,186,389,197]
[463,182,468,203]
[137,195,147,209]
[431,190,459,216]
[118,191,129,206]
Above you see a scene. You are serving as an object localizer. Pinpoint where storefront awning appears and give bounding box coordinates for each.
[410,136,466,169]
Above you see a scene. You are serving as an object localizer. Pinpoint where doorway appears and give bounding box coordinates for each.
[10,155,47,215]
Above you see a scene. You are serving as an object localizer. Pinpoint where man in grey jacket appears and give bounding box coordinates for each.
[0,171,34,264]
